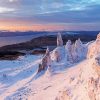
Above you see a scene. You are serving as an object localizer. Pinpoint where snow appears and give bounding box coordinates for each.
[0,33,100,100]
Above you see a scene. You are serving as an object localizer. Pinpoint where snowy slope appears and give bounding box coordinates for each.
[0,33,100,100]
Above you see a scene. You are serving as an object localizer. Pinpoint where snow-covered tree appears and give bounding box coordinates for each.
[57,32,63,47]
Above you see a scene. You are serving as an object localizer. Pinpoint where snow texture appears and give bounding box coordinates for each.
[0,32,100,100]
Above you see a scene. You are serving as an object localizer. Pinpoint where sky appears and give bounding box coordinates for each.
[0,0,100,31]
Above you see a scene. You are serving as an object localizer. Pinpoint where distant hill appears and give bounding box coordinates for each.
[0,32,99,52]
[0,31,99,37]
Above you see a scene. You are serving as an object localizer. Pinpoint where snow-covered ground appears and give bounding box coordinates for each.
[0,55,43,100]
[0,33,100,100]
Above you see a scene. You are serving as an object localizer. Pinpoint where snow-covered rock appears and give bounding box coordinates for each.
[56,54,100,100]
[65,40,73,62]
[65,39,87,63]
[51,33,65,62]
[51,46,65,62]
[1,32,100,100]
[38,47,51,72]
[73,38,87,61]
[57,32,63,47]
[87,33,100,59]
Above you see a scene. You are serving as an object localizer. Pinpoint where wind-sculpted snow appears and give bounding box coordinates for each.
[87,33,100,59]
[51,37,87,63]
[0,32,100,100]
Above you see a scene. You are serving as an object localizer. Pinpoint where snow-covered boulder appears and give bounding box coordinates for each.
[57,32,63,47]
[51,46,65,62]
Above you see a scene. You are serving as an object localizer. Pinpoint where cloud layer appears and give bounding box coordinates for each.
[0,0,100,31]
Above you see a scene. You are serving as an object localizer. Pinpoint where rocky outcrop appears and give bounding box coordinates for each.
[65,38,87,63]
[57,33,63,47]
[51,34,87,63]
[38,47,51,72]
[51,33,65,62]
[65,40,73,62]
[73,38,86,61]
[87,33,100,59]
[51,47,65,62]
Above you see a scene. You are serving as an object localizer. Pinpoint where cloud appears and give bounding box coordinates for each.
[0,0,100,30]
[8,0,17,2]
[0,7,15,13]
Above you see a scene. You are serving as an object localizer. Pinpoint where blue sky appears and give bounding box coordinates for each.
[0,0,100,31]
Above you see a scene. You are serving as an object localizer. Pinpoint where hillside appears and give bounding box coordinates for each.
[0,33,100,100]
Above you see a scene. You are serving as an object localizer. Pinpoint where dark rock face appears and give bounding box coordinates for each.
[0,51,25,60]
[38,56,48,73]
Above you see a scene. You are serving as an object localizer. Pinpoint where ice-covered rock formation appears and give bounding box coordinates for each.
[38,47,51,72]
[57,32,63,47]
[51,46,65,62]
[65,38,87,63]
[73,38,87,61]
[51,33,87,63]
[65,40,73,62]
[2,33,100,100]
[56,54,100,100]
[87,33,100,59]
[51,33,65,62]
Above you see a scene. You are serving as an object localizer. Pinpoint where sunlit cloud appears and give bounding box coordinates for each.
[0,7,15,13]
[8,0,18,2]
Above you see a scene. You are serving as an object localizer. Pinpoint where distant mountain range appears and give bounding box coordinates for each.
[0,31,99,37]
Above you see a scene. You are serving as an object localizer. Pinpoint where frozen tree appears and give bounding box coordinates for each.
[57,32,63,47]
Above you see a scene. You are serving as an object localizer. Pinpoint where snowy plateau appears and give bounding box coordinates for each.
[0,33,100,100]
